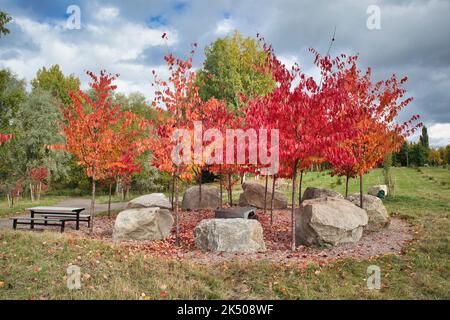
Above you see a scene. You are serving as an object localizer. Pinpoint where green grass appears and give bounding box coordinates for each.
[89,194,129,205]
[1,167,449,299]
[0,196,68,218]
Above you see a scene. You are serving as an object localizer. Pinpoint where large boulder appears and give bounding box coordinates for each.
[238,182,287,209]
[113,207,173,242]
[181,185,221,210]
[368,185,389,198]
[295,197,368,247]
[302,187,344,201]
[347,193,390,232]
[194,219,266,252]
[127,193,171,209]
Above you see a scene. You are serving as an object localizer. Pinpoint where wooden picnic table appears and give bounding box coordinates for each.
[26,206,88,230]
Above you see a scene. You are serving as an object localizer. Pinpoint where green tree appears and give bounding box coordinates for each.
[444,145,450,165]
[0,11,12,37]
[31,65,80,106]
[196,31,275,112]
[0,69,25,197]
[410,143,426,167]
[395,141,410,166]
[1,89,70,190]
[114,92,156,120]
[0,69,26,130]
[428,148,441,166]
[419,126,430,161]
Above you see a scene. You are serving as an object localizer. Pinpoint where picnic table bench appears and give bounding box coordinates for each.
[10,206,90,232]
[11,216,69,233]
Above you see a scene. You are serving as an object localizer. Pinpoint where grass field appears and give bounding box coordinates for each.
[0,167,449,299]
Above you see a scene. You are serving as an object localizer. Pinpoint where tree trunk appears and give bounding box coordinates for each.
[47,170,52,192]
[7,194,11,208]
[263,175,269,214]
[108,182,112,217]
[291,160,299,251]
[228,173,233,206]
[38,182,42,201]
[219,172,223,208]
[198,170,202,206]
[359,174,363,208]
[174,173,180,246]
[345,173,349,198]
[298,170,304,205]
[170,174,175,210]
[116,177,120,197]
[90,169,96,233]
[270,175,276,229]
[30,183,34,202]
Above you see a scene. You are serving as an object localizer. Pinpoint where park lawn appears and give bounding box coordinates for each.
[0,167,449,299]
[0,196,68,219]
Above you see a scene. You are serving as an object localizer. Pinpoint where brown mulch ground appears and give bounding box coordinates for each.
[62,209,415,267]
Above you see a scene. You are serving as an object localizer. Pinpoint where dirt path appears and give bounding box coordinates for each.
[55,198,128,213]
[0,198,128,230]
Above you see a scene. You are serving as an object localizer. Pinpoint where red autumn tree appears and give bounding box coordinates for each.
[103,111,151,215]
[150,44,202,245]
[245,41,359,250]
[58,70,141,232]
[197,98,234,207]
[29,165,49,201]
[327,57,421,206]
[193,98,232,206]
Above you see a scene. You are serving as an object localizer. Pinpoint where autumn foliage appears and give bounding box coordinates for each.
[57,70,150,231]
[326,56,422,201]
[0,133,12,145]
[49,32,421,252]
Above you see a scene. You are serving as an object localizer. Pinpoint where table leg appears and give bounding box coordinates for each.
[30,211,34,229]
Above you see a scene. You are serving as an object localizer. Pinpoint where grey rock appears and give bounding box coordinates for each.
[238,182,287,209]
[347,193,390,232]
[194,218,266,252]
[295,197,368,247]
[181,185,221,210]
[302,187,344,201]
[113,207,173,242]
[127,193,171,209]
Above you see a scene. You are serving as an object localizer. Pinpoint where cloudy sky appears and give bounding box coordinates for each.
[1,0,449,146]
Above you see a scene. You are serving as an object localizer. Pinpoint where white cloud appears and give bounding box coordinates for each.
[428,123,450,147]
[278,55,297,69]
[215,19,234,36]
[95,7,120,21]
[0,15,177,101]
